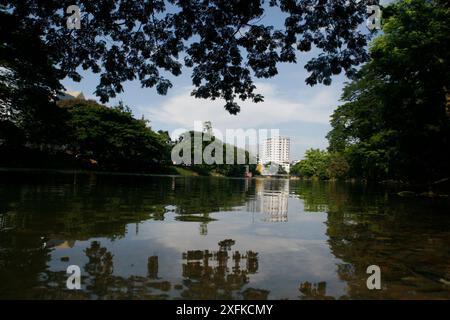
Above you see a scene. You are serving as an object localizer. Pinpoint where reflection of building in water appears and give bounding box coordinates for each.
[246,179,289,222]
[199,222,208,236]
[53,240,75,249]
[43,239,76,249]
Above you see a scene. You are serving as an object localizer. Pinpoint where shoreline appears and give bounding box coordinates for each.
[0,167,263,180]
[1,167,448,190]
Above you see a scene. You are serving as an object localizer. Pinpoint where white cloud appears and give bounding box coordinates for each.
[141,82,339,132]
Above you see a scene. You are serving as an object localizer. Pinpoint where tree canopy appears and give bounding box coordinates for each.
[58,99,170,170]
[173,130,258,176]
[1,0,380,115]
[290,148,349,179]
[327,0,450,182]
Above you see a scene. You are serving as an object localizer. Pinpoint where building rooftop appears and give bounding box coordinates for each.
[57,91,85,101]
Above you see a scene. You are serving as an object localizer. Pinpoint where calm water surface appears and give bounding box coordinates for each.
[0,171,449,299]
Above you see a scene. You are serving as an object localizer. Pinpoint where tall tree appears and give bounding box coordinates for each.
[327,0,450,181]
[291,148,330,179]
[58,99,170,170]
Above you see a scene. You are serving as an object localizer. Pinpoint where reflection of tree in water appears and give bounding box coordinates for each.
[84,241,114,297]
[0,174,253,240]
[180,239,267,299]
[0,240,171,299]
[0,173,267,298]
[0,239,268,299]
[75,241,171,299]
[0,233,52,299]
[292,180,450,299]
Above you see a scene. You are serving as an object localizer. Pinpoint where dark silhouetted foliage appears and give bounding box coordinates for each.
[327,0,450,182]
[1,0,379,114]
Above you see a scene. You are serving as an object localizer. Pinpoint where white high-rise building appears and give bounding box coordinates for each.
[260,137,291,173]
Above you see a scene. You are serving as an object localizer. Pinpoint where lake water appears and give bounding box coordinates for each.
[1,171,449,299]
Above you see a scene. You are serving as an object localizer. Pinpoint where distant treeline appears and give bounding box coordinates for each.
[1,99,169,172]
[0,99,256,177]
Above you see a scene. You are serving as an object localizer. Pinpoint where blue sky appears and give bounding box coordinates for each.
[62,2,391,160]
